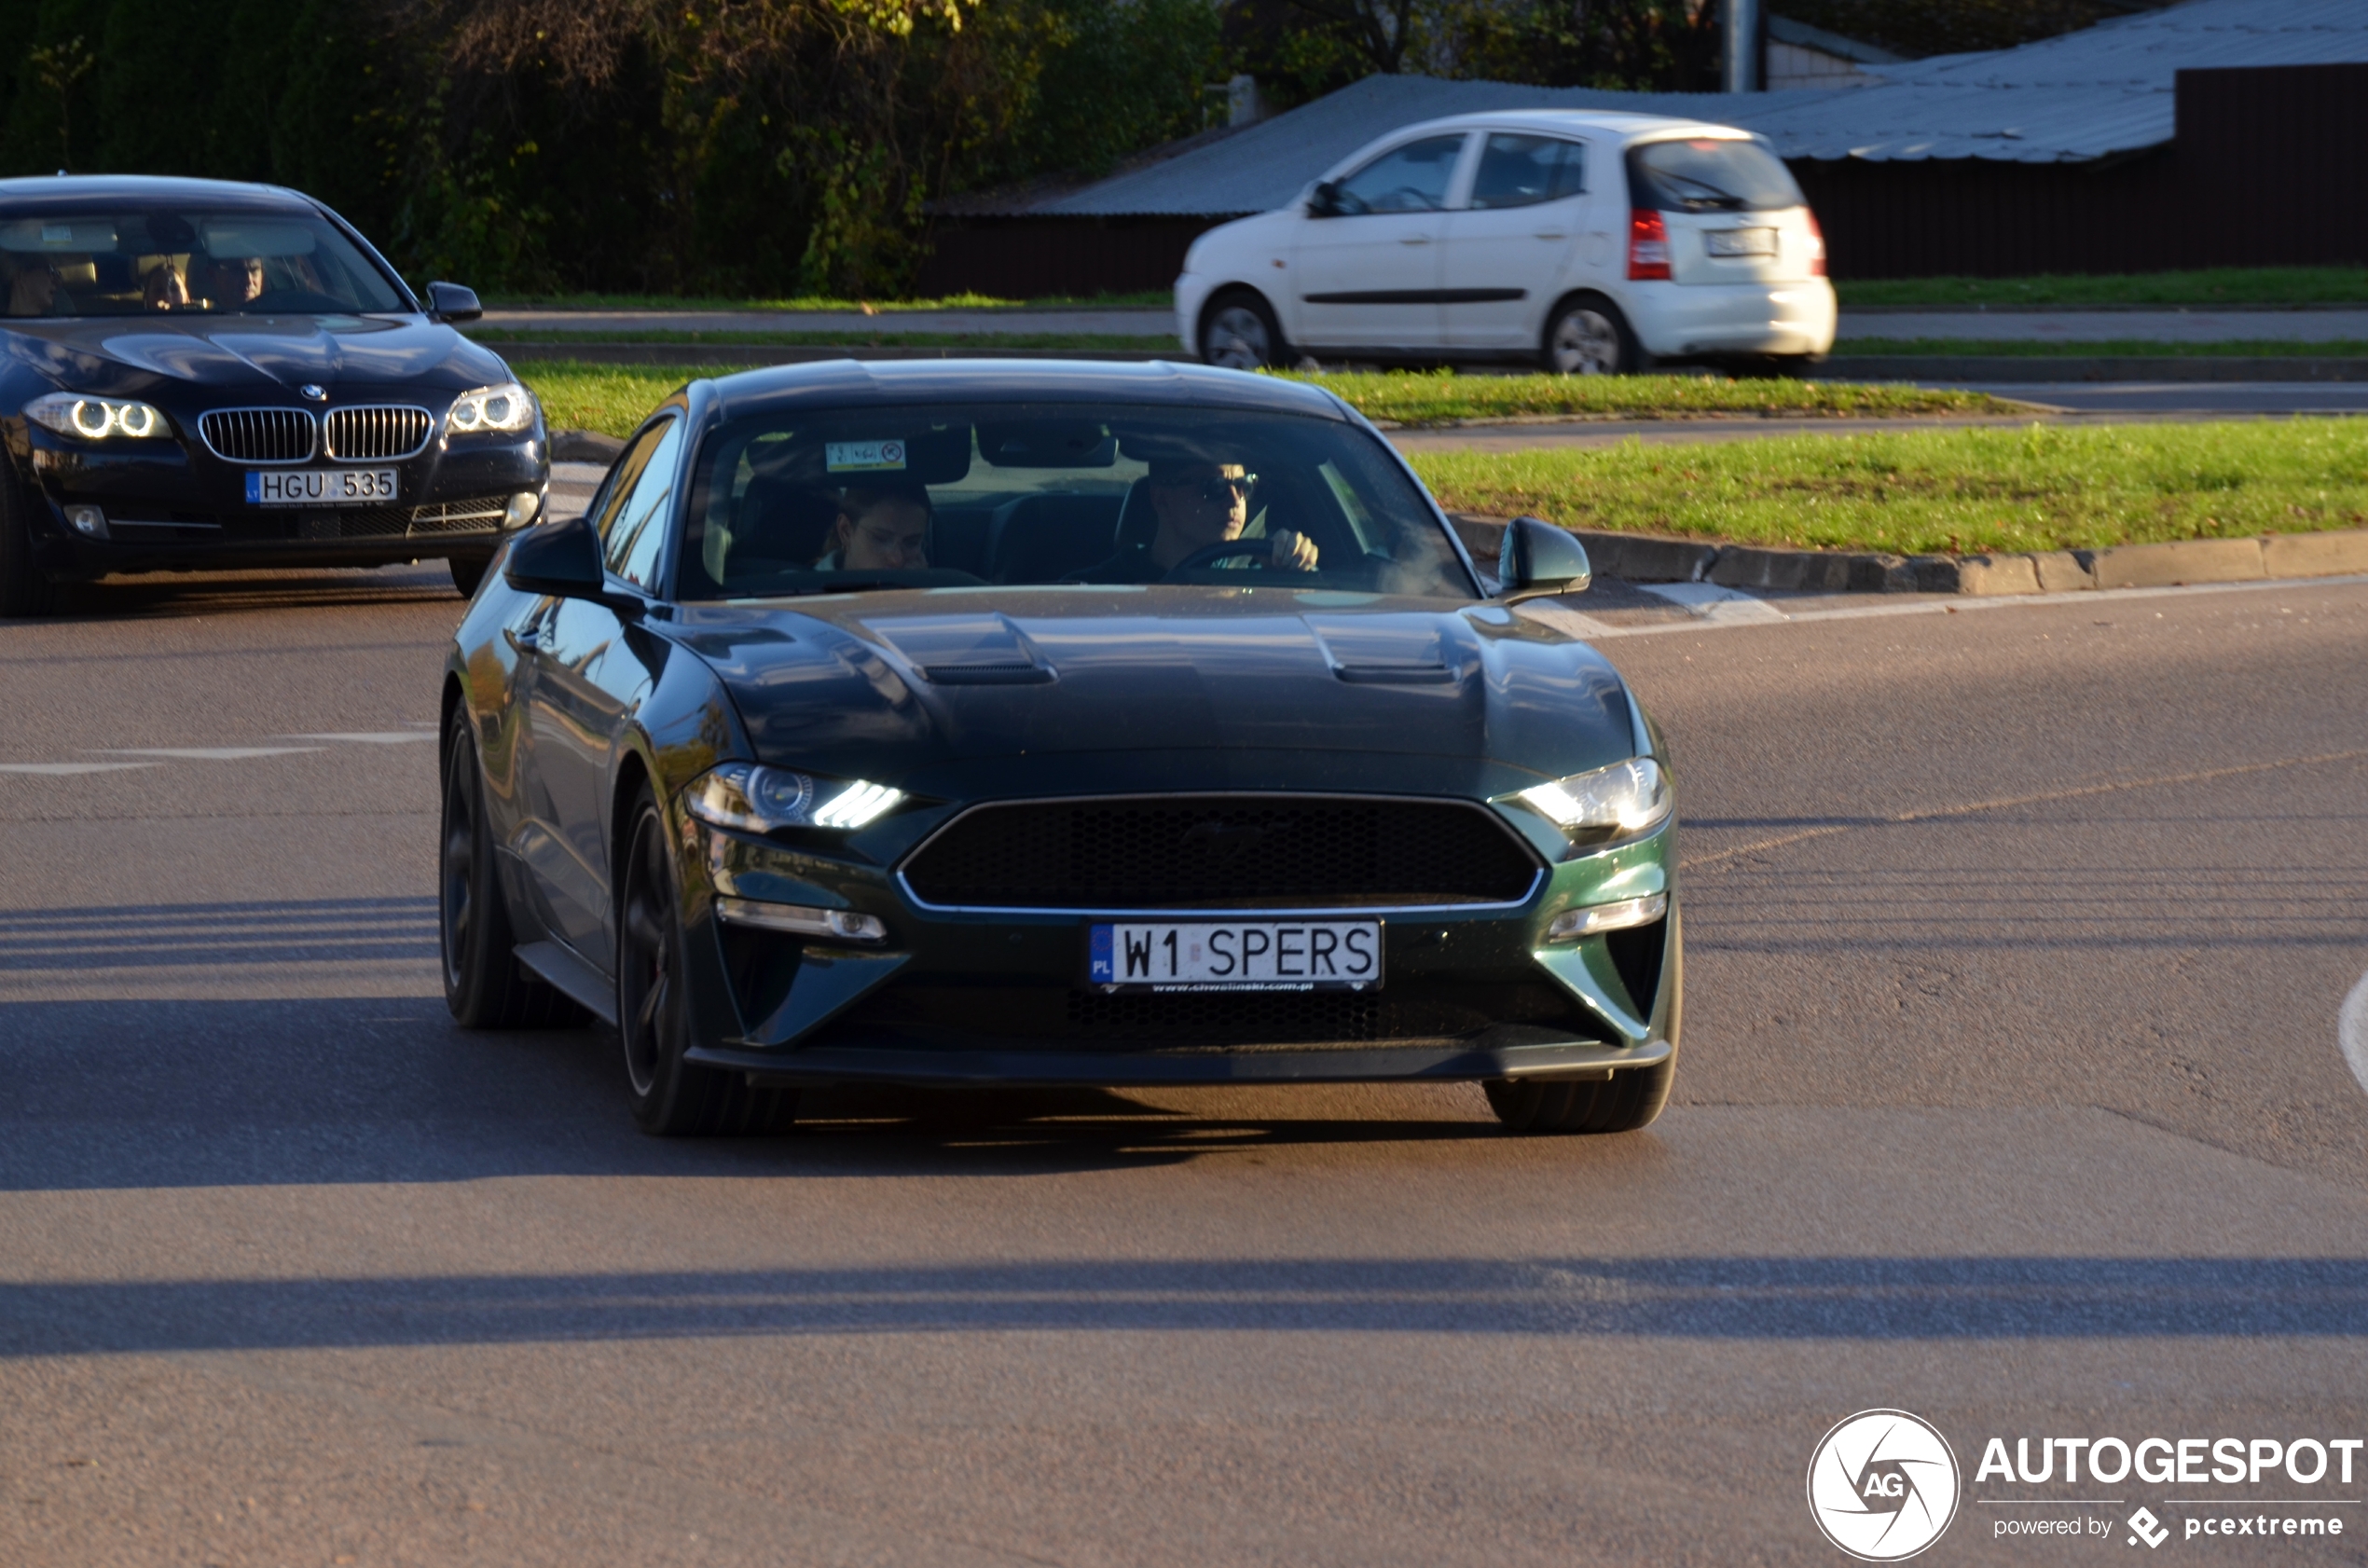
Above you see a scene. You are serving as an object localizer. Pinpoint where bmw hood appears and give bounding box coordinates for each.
[671,588,1641,791]
[5,313,511,397]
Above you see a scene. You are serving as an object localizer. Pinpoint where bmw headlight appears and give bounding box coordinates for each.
[25,392,170,441]
[1516,757,1673,847]
[445,381,535,434]
[685,763,906,832]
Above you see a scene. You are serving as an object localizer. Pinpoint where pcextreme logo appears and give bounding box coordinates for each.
[1808,1410,1962,1561]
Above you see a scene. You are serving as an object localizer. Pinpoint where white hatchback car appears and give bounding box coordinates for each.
[1176,109,1837,374]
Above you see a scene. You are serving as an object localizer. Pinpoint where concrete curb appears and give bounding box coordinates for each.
[1446,514,2368,598]
[1817,354,2368,383]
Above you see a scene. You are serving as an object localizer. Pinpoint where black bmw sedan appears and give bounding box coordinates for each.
[440,360,1679,1136]
[0,174,546,613]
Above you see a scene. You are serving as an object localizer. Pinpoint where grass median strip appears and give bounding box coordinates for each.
[1408,420,2368,557]
[475,328,1174,350]
[520,362,2017,440]
[483,289,1170,311]
[1836,337,2368,358]
[1837,266,2368,309]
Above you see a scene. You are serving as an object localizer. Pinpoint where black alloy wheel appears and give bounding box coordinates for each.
[1486,912,1681,1134]
[616,783,799,1136]
[1199,289,1287,371]
[0,464,60,618]
[440,708,584,1028]
[1542,293,1645,377]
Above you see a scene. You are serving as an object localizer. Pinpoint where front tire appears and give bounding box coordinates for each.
[440,709,586,1028]
[1199,289,1287,371]
[616,784,799,1136]
[0,466,60,618]
[449,556,489,598]
[1542,294,1645,376]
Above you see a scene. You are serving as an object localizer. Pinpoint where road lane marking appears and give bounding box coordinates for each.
[96,747,324,761]
[1585,571,2368,640]
[1681,747,2368,873]
[2343,970,2368,1100]
[1636,582,1790,624]
[0,762,157,775]
[282,732,439,744]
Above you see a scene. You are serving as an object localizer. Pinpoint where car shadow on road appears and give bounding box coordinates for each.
[46,564,462,621]
[4,1254,2364,1358]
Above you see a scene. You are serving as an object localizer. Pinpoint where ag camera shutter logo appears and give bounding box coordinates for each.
[1807,1409,1962,1561]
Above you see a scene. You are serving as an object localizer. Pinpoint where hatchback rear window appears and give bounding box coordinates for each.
[1626,138,1804,213]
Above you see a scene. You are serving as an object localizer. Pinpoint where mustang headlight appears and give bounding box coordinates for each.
[685,763,906,832]
[1517,757,1672,847]
[25,392,169,441]
[445,381,535,434]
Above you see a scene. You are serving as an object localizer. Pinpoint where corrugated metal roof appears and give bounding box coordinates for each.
[998,0,2368,217]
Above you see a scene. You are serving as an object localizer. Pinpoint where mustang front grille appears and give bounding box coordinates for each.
[199,407,315,463]
[901,795,1542,911]
[324,406,434,461]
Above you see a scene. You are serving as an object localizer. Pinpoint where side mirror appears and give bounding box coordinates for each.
[1497,515,1591,603]
[1308,180,1342,218]
[503,514,606,599]
[425,280,483,323]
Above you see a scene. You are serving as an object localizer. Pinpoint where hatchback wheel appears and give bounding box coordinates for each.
[616,784,799,1136]
[1200,291,1285,371]
[1543,295,1641,377]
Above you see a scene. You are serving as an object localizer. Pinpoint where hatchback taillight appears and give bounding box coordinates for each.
[1807,211,1827,277]
[1627,209,1671,281]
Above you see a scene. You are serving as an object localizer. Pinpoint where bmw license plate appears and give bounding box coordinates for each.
[1087,920,1383,992]
[246,468,399,506]
[1706,227,1774,257]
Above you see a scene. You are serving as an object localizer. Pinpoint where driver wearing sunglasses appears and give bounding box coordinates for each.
[1071,460,1318,584]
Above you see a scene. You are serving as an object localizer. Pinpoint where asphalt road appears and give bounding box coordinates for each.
[4,566,2366,1565]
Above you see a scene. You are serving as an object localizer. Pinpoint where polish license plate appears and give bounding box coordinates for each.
[246,468,399,506]
[1087,920,1383,992]
[1706,227,1774,257]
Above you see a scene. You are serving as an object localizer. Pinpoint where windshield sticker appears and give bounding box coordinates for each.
[827,439,906,473]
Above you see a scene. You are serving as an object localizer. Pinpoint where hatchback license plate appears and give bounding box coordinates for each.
[1088,920,1383,992]
[1707,227,1774,257]
[247,468,399,506]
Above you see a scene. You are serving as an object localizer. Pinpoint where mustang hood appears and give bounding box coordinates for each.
[673,588,1639,788]
[5,313,510,396]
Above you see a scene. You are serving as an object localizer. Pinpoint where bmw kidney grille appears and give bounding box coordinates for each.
[199,407,316,463]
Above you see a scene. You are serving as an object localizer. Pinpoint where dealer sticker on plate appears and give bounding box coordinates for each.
[1088,920,1383,993]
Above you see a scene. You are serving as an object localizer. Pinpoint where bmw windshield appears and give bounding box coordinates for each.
[0,208,408,318]
[672,403,1480,600]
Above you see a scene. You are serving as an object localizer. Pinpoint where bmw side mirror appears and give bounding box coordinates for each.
[503,514,606,599]
[425,281,483,323]
[1308,181,1342,218]
[1497,515,1591,603]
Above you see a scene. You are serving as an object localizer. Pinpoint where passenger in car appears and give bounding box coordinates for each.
[816,479,932,571]
[1071,460,1315,583]
[7,261,60,317]
[142,262,189,310]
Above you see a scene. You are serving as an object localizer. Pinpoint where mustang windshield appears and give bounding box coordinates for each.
[675,403,1478,600]
[0,208,407,317]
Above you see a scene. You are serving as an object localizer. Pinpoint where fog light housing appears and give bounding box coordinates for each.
[64,503,106,539]
[714,897,887,943]
[503,489,542,530]
[1546,891,1666,942]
